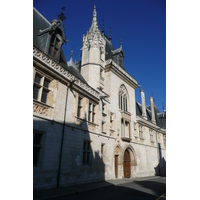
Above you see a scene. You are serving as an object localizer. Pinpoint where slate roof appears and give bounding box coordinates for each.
[105,36,114,60]
[136,102,166,129]
[33,7,50,51]
[33,7,87,83]
[104,35,125,70]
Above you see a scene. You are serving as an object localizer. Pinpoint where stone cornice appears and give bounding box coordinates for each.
[105,59,138,89]
[136,116,166,134]
[33,47,100,100]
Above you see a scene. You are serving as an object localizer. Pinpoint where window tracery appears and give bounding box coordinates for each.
[119,85,128,112]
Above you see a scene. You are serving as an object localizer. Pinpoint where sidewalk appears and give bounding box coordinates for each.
[33,176,163,200]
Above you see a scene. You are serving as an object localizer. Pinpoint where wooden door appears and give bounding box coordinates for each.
[115,155,118,178]
[123,150,131,178]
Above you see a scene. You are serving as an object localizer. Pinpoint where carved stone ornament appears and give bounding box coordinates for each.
[33,47,100,99]
[75,118,82,126]
[88,123,96,131]
[33,103,48,116]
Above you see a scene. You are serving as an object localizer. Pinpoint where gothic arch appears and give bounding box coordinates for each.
[118,84,129,112]
[123,145,137,166]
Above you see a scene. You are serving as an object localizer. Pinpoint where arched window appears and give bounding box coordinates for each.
[119,85,128,111]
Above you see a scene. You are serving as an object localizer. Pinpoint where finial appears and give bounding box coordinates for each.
[70,45,73,60]
[102,20,105,35]
[89,5,100,33]
[120,37,122,47]
[58,6,66,22]
[109,26,112,41]
[93,5,97,22]
[162,102,164,111]
[70,50,73,59]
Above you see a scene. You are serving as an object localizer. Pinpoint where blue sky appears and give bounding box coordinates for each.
[33,0,166,112]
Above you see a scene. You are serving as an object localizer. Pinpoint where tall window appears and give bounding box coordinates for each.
[77,96,82,118]
[49,32,62,61]
[33,130,44,166]
[150,129,154,142]
[33,73,50,104]
[119,85,128,111]
[101,143,105,159]
[139,125,143,139]
[102,121,106,133]
[83,141,91,165]
[88,102,96,123]
[110,112,114,129]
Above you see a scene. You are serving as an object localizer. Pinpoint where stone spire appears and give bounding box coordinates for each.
[89,5,100,33]
[70,49,73,61]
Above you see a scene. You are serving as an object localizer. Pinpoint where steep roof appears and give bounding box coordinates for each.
[136,102,166,129]
[33,7,87,83]
[33,7,50,51]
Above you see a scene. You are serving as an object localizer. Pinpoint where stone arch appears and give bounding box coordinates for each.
[123,145,137,166]
[118,84,129,112]
[114,144,123,164]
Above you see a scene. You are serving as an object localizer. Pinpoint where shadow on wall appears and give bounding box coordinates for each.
[154,143,166,177]
[33,112,105,189]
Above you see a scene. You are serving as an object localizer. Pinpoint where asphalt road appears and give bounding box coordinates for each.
[50,177,166,200]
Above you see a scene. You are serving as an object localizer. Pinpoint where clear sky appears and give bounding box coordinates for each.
[33,0,166,112]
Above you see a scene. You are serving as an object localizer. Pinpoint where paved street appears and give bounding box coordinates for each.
[48,177,166,200]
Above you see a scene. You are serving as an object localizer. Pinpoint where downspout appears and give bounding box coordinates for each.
[156,128,161,176]
[57,80,75,188]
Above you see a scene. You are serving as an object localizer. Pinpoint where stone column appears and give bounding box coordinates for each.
[140,90,147,120]
[150,96,156,124]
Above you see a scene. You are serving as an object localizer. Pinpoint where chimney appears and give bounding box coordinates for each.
[150,96,156,124]
[140,90,147,120]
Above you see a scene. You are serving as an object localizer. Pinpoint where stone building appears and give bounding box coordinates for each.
[33,6,166,189]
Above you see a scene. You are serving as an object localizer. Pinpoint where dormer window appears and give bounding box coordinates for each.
[49,31,62,61]
[119,53,123,67]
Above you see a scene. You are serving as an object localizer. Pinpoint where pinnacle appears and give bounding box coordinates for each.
[89,5,100,34]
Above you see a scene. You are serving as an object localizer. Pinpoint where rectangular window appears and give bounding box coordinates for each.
[110,113,114,129]
[150,130,153,142]
[88,102,96,123]
[34,74,42,84]
[41,90,48,103]
[83,141,91,165]
[88,103,91,121]
[92,104,95,123]
[125,121,130,138]
[43,79,50,88]
[33,131,44,166]
[33,85,40,100]
[33,73,50,104]
[120,95,123,110]
[139,125,143,139]
[101,143,105,159]
[77,97,82,118]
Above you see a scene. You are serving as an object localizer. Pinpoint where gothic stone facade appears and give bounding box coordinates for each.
[33,6,166,189]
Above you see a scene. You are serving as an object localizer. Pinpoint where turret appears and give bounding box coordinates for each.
[80,6,106,89]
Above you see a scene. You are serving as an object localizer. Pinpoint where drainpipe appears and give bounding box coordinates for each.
[156,128,161,176]
[57,80,76,188]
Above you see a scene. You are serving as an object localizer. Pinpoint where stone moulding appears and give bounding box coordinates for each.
[33,101,49,116]
[121,137,132,142]
[33,47,100,99]
[74,116,98,132]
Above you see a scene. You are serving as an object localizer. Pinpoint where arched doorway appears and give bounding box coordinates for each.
[123,150,131,178]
